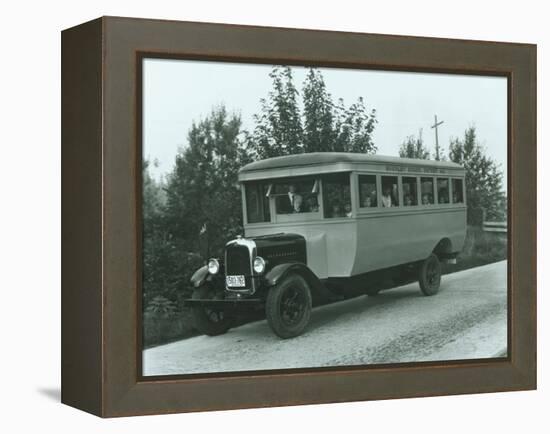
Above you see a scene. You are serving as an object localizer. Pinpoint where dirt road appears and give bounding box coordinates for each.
[143,261,507,376]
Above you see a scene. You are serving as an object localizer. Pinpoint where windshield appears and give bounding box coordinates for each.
[245,182,271,223]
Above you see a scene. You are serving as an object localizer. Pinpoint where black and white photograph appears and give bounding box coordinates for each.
[1,0,543,427]
[140,59,508,377]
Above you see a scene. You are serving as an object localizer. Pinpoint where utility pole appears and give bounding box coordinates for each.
[431,115,444,160]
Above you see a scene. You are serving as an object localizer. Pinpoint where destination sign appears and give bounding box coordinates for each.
[385,165,448,174]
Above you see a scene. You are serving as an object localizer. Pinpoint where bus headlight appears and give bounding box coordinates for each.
[253,256,266,274]
[207,258,220,275]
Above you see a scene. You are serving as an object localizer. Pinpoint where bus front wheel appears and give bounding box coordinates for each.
[418,253,442,296]
[191,286,234,336]
[266,273,312,339]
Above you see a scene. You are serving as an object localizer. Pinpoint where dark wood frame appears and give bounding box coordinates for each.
[61,16,536,417]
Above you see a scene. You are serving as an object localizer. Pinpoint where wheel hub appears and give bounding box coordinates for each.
[281,288,305,325]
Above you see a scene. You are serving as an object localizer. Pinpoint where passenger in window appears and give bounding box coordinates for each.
[306,196,319,212]
[393,185,399,205]
[363,196,372,208]
[370,191,377,207]
[362,191,377,207]
[381,186,393,208]
[422,194,432,205]
[404,194,413,206]
[293,194,303,213]
[344,203,352,218]
[288,184,303,213]
[330,202,344,218]
[439,190,449,204]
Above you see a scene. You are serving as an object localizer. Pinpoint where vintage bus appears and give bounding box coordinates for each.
[186,152,467,338]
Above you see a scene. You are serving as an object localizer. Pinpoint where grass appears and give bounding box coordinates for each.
[143,310,198,348]
[443,225,507,274]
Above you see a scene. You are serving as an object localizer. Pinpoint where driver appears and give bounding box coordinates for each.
[288,184,303,213]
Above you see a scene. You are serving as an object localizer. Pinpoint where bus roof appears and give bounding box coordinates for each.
[239,152,464,181]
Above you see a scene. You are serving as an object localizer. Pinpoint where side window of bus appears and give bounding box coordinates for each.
[381,176,399,207]
[452,178,464,203]
[323,173,352,218]
[437,178,450,204]
[272,178,319,214]
[358,175,378,208]
[402,177,418,206]
[245,183,271,223]
[421,177,435,205]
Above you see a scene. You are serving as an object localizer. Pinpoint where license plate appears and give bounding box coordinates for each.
[226,275,246,287]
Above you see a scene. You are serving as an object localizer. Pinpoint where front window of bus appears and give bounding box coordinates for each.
[272,177,319,215]
[245,182,271,223]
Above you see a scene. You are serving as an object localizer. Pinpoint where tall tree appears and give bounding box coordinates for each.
[163,105,249,292]
[250,66,377,157]
[250,66,303,159]
[399,129,430,159]
[448,126,506,222]
[334,96,377,154]
[142,160,175,303]
[302,68,335,152]
[302,69,377,154]
[143,159,165,226]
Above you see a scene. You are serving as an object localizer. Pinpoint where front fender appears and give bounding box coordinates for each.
[264,262,330,302]
[264,263,305,286]
[190,265,209,288]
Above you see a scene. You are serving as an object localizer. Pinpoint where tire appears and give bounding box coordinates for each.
[418,253,442,296]
[266,273,312,339]
[191,286,233,336]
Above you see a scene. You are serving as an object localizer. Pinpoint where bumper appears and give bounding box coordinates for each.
[184,298,263,311]
[440,251,460,264]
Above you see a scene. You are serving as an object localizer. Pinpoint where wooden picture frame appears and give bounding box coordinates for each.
[61,16,536,417]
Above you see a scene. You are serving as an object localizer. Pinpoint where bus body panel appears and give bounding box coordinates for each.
[352,207,467,275]
[245,205,466,280]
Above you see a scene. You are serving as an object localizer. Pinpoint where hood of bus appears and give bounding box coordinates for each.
[250,233,307,267]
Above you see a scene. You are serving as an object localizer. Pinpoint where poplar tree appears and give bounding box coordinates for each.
[251,66,377,157]
[448,126,506,222]
[302,68,335,152]
[399,129,430,159]
[250,66,303,158]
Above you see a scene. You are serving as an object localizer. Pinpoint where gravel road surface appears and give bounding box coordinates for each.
[143,261,507,376]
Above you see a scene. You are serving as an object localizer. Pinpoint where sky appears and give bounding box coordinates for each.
[143,58,508,189]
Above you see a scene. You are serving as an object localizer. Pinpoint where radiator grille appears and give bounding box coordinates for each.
[225,244,251,281]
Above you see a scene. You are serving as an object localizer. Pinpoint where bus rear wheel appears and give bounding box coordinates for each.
[418,253,442,296]
[266,273,312,339]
